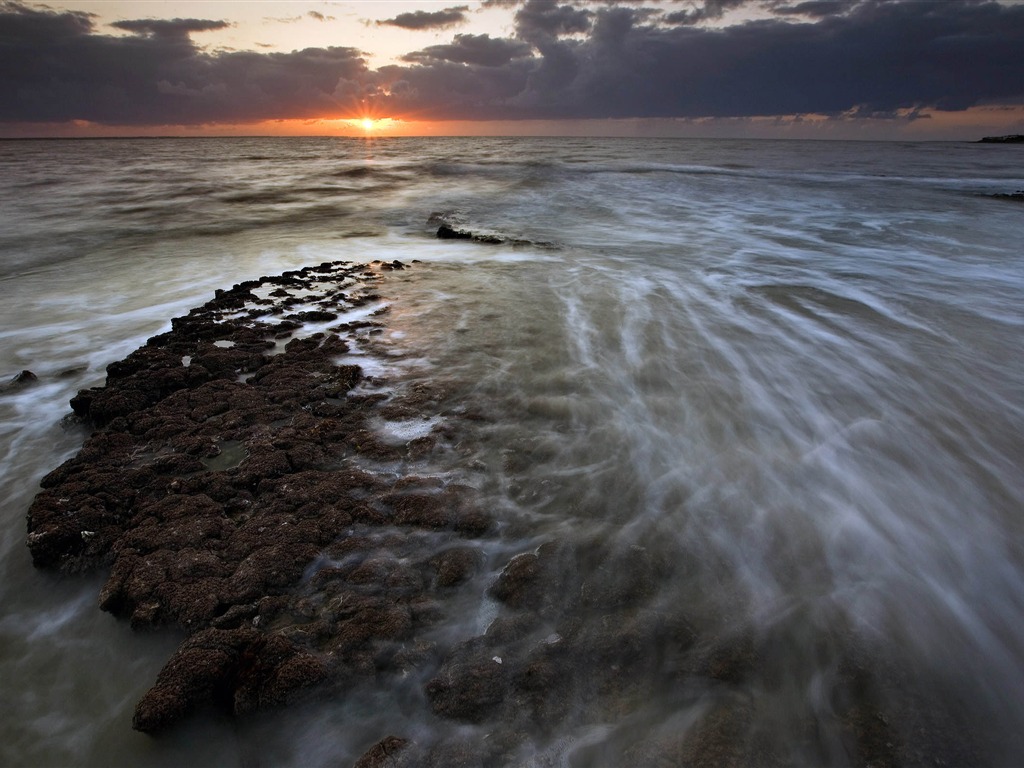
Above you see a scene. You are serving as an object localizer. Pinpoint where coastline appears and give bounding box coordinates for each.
[24,258,978,767]
[7,137,1022,766]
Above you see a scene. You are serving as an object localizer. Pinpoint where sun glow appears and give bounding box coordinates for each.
[334,116,406,135]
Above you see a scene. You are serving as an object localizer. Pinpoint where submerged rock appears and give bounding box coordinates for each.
[353,737,415,768]
[436,224,473,240]
[425,638,512,722]
[1,369,39,393]
[437,225,509,245]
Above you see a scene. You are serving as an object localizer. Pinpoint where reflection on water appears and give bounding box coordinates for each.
[1,137,1023,766]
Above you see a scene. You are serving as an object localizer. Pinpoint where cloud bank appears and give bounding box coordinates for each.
[1,0,1022,127]
[377,6,470,30]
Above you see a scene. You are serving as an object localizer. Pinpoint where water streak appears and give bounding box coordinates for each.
[1,136,1022,766]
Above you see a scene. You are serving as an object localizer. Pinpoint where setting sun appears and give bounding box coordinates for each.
[331,116,410,136]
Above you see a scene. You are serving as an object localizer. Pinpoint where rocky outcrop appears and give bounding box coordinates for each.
[26,258,973,767]
[430,212,554,248]
[436,223,509,245]
[26,260,495,734]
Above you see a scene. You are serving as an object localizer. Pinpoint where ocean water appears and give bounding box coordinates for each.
[1,136,1022,766]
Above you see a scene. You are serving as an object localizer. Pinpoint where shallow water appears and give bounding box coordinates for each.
[1,137,1023,765]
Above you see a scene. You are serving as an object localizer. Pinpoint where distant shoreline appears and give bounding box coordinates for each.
[0,134,989,143]
[977,134,1024,143]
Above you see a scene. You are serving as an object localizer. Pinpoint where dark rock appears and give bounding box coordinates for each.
[487,541,564,612]
[429,547,481,587]
[425,639,512,722]
[132,628,328,733]
[622,700,774,768]
[578,543,665,608]
[686,630,759,684]
[978,134,1024,143]
[489,552,543,608]
[282,310,339,323]
[354,736,415,768]
[24,259,509,733]
[9,369,38,387]
[435,224,508,245]
[436,224,473,240]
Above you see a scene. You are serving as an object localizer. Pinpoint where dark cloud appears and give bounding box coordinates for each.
[482,0,651,5]
[373,58,534,114]
[0,0,93,37]
[514,0,592,43]
[402,34,533,67]
[663,0,749,26]
[1,0,1023,127]
[110,18,230,38]
[307,11,335,22]
[378,0,1024,120]
[770,0,859,18]
[0,3,365,124]
[377,6,469,30]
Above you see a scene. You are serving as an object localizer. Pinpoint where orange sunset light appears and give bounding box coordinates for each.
[341,117,402,134]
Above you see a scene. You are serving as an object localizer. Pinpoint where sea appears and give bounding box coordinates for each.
[0,136,1022,766]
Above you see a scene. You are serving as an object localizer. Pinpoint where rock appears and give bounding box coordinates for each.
[429,547,481,587]
[622,700,772,768]
[132,628,328,733]
[435,224,508,245]
[487,542,566,611]
[578,543,666,609]
[2,370,39,394]
[424,735,498,767]
[25,259,504,734]
[978,134,1024,143]
[425,639,512,722]
[354,736,415,768]
[436,224,473,240]
[11,369,38,385]
[685,630,758,684]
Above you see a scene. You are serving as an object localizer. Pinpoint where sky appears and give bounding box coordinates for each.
[1,0,1023,139]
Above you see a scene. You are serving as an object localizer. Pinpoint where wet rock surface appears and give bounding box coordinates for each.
[1,369,39,393]
[26,260,497,734]
[429,212,553,249]
[26,259,984,766]
[435,223,525,246]
[989,189,1024,202]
